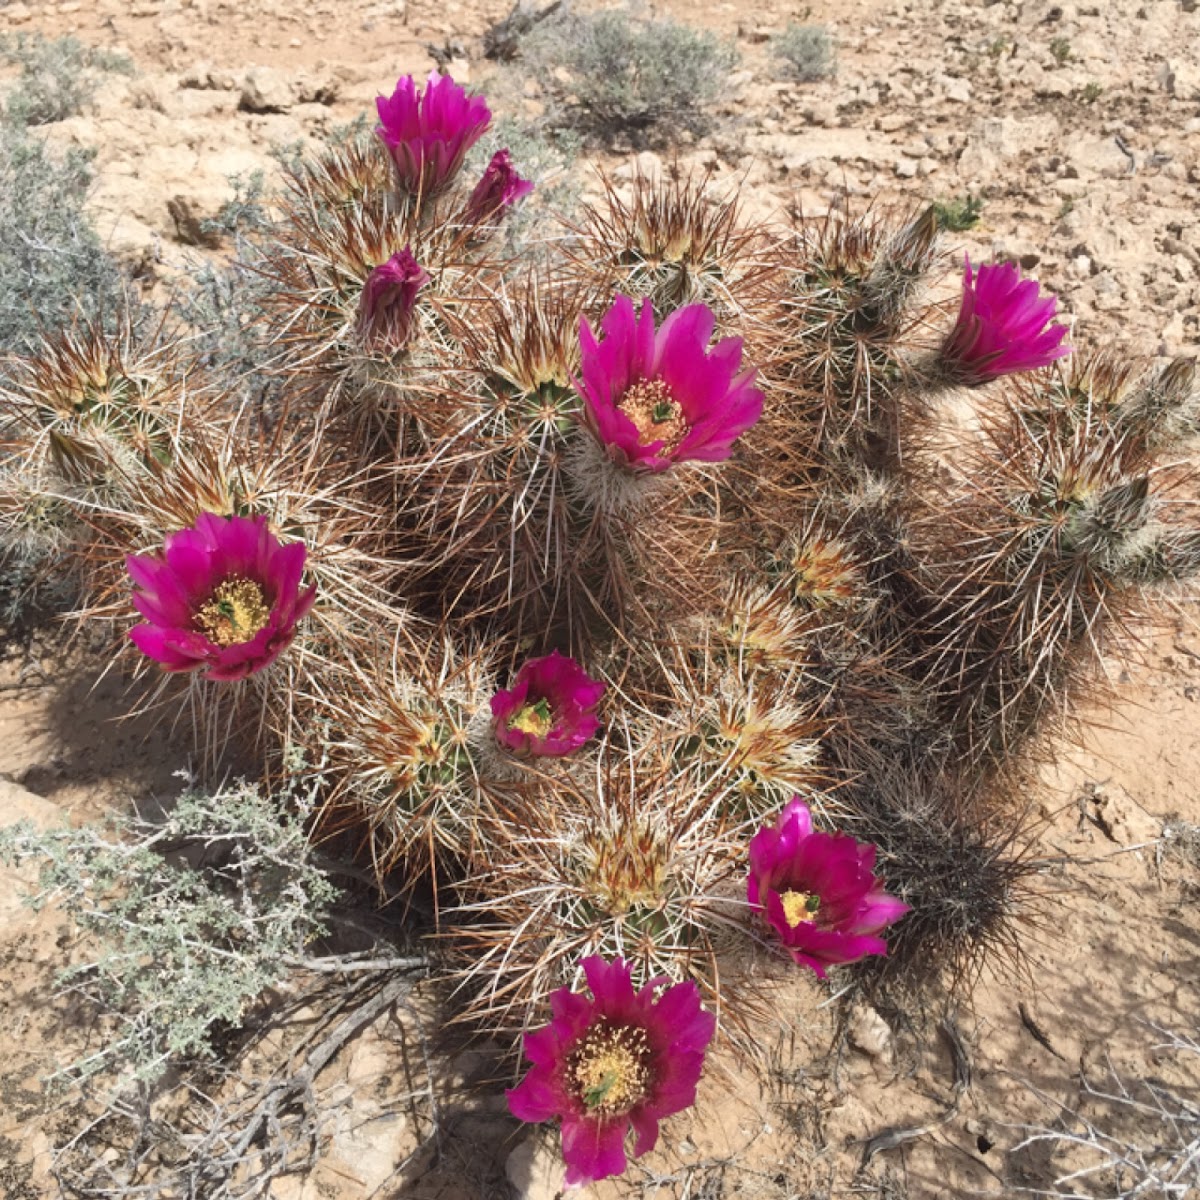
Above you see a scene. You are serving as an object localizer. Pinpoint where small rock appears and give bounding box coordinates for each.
[3,3,32,23]
[894,156,919,178]
[294,69,339,105]
[849,1005,893,1059]
[941,76,972,103]
[506,1135,562,1200]
[1165,59,1200,102]
[614,150,664,184]
[1090,786,1161,845]
[1162,310,1187,350]
[803,101,837,127]
[181,61,236,91]
[1069,254,1093,279]
[166,197,222,249]
[1068,137,1132,179]
[239,66,293,114]
[128,77,169,113]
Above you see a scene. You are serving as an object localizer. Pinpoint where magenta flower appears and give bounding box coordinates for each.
[748,799,909,978]
[126,513,316,682]
[507,956,716,1187]
[462,149,534,226]
[356,247,429,354]
[490,650,605,757]
[375,71,491,196]
[576,295,764,473]
[941,258,1071,385]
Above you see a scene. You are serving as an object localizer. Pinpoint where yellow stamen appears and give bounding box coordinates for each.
[618,378,687,453]
[509,698,553,737]
[570,1023,651,1114]
[780,889,820,928]
[195,577,271,647]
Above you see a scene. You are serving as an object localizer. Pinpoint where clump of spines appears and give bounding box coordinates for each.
[769,204,944,482]
[448,736,758,1041]
[911,351,1200,774]
[843,763,1044,991]
[307,634,496,889]
[563,167,772,321]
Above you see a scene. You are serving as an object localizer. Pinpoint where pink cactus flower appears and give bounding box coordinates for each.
[941,258,1071,385]
[491,650,605,757]
[462,149,534,226]
[375,71,491,196]
[507,956,716,1187]
[126,513,317,683]
[748,798,909,978]
[357,247,430,354]
[576,295,764,473]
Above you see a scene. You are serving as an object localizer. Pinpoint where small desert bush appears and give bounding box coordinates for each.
[774,23,836,82]
[525,7,738,143]
[2,33,133,126]
[0,118,124,618]
[0,780,337,1085]
[932,193,984,232]
[0,122,123,354]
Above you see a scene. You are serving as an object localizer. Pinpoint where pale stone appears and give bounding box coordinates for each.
[849,1005,894,1059]
[1068,137,1133,179]
[506,1134,563,1200]
[941,75,972,103]
[613,150,664,185]
[240,66,293,114]
[1090,786,1161,844]
[1165,59,1200,101]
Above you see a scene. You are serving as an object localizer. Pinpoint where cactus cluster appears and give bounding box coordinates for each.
[3,70,1197,1188]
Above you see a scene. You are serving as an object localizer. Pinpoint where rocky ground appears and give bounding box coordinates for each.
[1,1,1199,1198]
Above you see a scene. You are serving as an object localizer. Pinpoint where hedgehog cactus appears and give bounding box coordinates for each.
[5,67,1200,1192]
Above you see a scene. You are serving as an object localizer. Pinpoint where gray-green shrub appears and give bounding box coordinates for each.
[0,122,123,354]
[774,23,836,82]
[525,8,738,143]
[0,780,337,1085]
[3,33,133,126]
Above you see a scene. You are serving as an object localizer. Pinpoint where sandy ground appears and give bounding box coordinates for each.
[1,1,1199,1197]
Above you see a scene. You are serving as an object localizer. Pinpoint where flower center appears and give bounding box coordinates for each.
[569,1022,652,1115]
[618,378,687,453]
[195,577,271,647]
[779,889,821,928]
[509,697,553,737]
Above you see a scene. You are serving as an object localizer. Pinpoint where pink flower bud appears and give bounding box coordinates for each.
[463,149,534,226]
[375,71,491,196]
[356,247,429,354]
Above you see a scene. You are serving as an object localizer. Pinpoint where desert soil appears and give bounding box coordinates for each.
[1,1,1199,1198]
